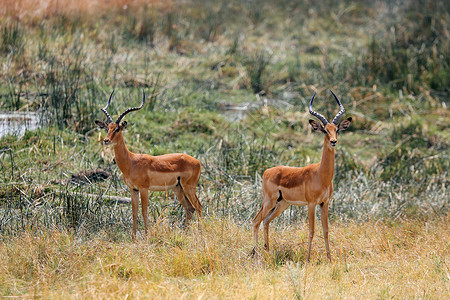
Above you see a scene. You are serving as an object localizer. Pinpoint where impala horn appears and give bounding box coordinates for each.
[309,92,329,125]
[330,89,345,125]
[115,90,146,124]
[101,90,115,124]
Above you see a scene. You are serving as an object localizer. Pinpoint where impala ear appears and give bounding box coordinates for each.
[309,119,326,133]
[337,117,352,133]
[95,120,108,131]
[121,121,128,130]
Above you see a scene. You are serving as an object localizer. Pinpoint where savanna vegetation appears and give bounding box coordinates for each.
[0,0,449,298]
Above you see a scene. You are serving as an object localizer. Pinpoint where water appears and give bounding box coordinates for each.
[217,96,295,121]
[0,111,42,138]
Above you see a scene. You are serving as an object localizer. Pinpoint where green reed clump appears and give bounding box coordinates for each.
[376,120,447,183]
[189,1,226,42]
[145,73,161,112]
[162,10,182,52]
[44,48,84,129]
[122,5,158,46]
[245,0,265,26]
[243,49,272,94]
[355,0,449,93]
[0,22,24,56]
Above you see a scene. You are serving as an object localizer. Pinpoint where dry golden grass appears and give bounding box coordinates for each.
[1,216,448,298]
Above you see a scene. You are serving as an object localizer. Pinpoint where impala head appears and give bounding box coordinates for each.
[308,90,352,149]
[95,90,146,145]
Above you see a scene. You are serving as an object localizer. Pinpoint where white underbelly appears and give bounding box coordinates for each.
[284,199,308,206]
[148,184,177,192]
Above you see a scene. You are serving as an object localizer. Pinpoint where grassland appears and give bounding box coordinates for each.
[1,218,449,298]
[0,0,449,298]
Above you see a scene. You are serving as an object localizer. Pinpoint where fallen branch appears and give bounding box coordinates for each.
[59,191,131,204]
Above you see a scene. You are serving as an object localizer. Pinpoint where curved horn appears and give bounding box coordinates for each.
[115,89,146,124]
[101,90,114,124]
[309,92,328,125]
[330,89,345,125]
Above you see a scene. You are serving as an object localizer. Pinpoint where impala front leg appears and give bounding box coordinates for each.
[140,189,149,236]
[306,203,316,262]
[321,202,332,262]
[130,188,139,240]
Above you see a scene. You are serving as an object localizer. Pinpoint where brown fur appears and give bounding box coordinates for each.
[252,117,352,262]
[97,121,202,239]
[264,165,316,189]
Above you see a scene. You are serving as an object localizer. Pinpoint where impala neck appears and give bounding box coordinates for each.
[318,135,335,183]
[112,132,133,176]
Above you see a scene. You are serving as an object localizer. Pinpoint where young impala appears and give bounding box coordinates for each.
[252,90,352,262]
[95,91,202,239]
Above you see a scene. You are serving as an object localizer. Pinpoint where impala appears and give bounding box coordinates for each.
[95,91,202,239]
[252,90,352,262]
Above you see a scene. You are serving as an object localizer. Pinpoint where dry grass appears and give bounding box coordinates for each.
[1,216,448,298]
[1,0,170,19]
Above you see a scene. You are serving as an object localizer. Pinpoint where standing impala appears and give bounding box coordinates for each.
[95,91,202,239]
[252,90,352,262]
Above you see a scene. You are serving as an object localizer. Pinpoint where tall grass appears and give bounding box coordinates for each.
[0,22,24,56]
[0,217,449,298]
[1,120,447,235]
[348,1,449,95]
[243,49,272,94]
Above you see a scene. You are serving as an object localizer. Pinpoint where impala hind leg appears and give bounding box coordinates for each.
[130,188,140,241]
[178,177,202,218]
[174,186,195,227]
[252,192,278,251]
[184,187,202,218]
[139,189,149,236]
[263,199,290,250]
[320,202,332,262]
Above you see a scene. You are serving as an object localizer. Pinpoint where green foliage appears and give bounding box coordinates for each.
[243,49,272,94]
[44,45,85,129]
[355,1,449,93]
[122,5,158,46]
[0,22,24,55]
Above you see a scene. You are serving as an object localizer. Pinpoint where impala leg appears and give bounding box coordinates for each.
[192,192,202,217]
[183,187,202,218]
[252,194,277,251]
[174,187,195,227]
[306,203,316,262]
[263,199,290,251]
[130,188,140,241]
[252,206,264,252]
[320,202,332,262]
[140,189,149,236]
